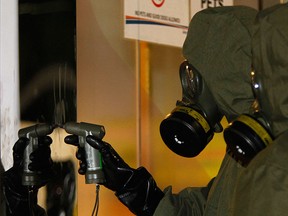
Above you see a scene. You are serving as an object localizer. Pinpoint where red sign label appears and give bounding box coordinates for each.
[152,0,165,7]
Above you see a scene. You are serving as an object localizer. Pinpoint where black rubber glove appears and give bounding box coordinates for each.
[64,135,164,216]
[3,136,53,216]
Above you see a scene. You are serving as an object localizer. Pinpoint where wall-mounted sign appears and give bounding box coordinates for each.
[190,0,234,18]
[124,0,189,47]
[124,0,234,47]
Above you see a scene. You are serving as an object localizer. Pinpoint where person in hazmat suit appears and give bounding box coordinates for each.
[2,5,257,216]
[2,135,53,216]
[64,6,257,216]
[225,3,288,216]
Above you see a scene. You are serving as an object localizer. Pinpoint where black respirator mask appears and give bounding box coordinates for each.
[224,70,274,165]
[160,60,223,157]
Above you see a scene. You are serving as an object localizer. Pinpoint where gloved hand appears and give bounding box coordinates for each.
[65,135,164,216]
[3,136,53,216]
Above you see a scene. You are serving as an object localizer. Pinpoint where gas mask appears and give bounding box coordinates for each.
[224,69,274,165]
[160,60,223,157]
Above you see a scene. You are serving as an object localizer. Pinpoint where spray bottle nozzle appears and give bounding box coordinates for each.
[64,122,106,184]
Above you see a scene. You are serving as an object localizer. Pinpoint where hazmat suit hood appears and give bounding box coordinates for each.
[252,3,288,137]
[183,6,257,122]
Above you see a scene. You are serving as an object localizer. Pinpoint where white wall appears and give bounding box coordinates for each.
[0,0,20,171]
[0,1,19,213]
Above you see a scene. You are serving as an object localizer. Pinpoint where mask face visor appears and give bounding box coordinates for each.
[160,60,223,157]
[179,61,223,131]
[251,69,271,117]
[179,61,201,105]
